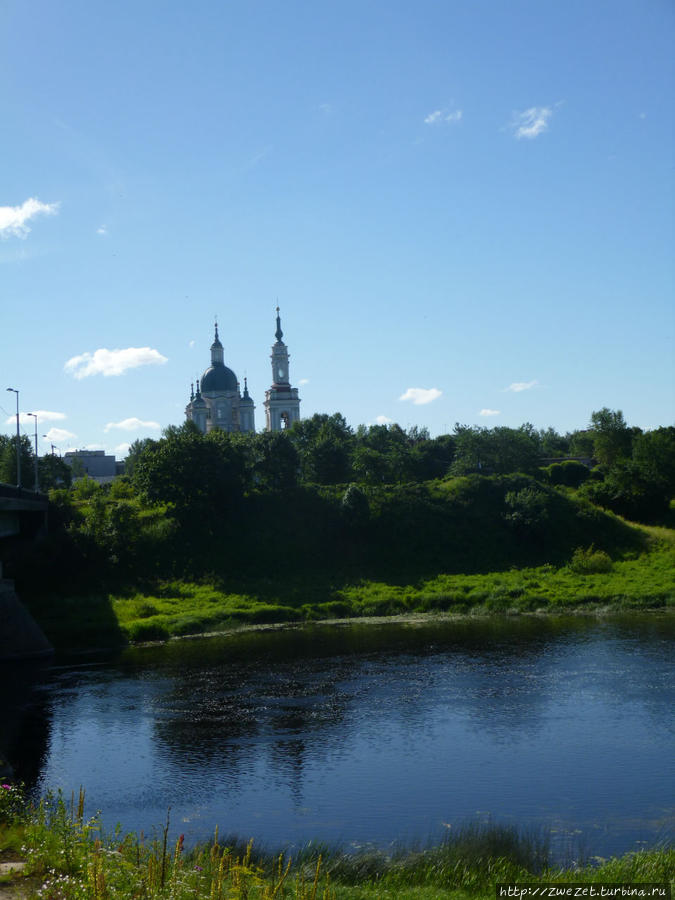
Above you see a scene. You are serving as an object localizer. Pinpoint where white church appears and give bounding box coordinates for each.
[185,308,301,434]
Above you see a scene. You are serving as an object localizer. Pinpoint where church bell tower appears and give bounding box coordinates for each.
[264,307,300,431]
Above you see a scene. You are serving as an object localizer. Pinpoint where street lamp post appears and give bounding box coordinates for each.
[43,436,59,456]
[6,388,20,488]
[27,412,39,491]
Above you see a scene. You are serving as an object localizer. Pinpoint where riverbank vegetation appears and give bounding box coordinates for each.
[1,786,673,899]
[2,410,674,650]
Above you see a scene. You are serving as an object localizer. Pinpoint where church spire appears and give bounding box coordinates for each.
[275,306,283,343]
[210,318,224,365]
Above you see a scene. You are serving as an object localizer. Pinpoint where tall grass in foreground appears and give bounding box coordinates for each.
[1,787,673,899]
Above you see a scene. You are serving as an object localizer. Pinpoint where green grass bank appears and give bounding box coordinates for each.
[7,475,675,651]
[24,528,675,651]
[1,787,673,900]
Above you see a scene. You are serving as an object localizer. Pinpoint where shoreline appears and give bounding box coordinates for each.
[61,603,674,656]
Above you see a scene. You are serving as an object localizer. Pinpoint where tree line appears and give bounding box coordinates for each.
[122,409,674,521]
[2,408,673,522]
[0,434,71,491]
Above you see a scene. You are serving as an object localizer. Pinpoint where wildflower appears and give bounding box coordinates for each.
[1,784,11,790]
[194,865,203,871]
[178,834,185,853]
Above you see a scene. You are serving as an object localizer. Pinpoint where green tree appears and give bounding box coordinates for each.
[0,434,35,488]
[341,483,370,528]
[580,460,669,521]
[631,426,675,495]
[538,427,570,457]
[38,453,72,490]
[249,431,299,491]
[289,413,354,484]
[451,425,540,476]
[541,459,590,488]
[352,423,414,484]
[589,408,633,468]
[410,433,456,480]
[69,456,86,478]
[352,445,390,484]
[132,421,246,526]
[503,486,551,533]
[568,430,595,458]
[124,438,156,477]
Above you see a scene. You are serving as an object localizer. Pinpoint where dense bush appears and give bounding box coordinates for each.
[579,462,670,522]
[569,545,613,574]
[541,459,590,488]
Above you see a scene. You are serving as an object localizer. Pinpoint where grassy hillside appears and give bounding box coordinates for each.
[10,475,673,650]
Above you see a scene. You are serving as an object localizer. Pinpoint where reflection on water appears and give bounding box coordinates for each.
[3,614,674,859]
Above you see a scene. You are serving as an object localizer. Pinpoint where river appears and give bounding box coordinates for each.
[3,613,673,860]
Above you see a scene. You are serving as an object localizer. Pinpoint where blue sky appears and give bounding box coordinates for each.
[2,0,673,459]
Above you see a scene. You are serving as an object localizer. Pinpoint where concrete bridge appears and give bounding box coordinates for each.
[0,483,48,539]
[0,485,52,662]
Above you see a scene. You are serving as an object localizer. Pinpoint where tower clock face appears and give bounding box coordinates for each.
[278,366,285,380]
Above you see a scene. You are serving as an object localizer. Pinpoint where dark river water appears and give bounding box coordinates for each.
[2,614,674,860]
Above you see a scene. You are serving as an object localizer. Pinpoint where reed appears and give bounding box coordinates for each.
[1,787,672,899]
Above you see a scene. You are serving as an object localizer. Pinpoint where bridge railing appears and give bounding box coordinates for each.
[0,483,48,503]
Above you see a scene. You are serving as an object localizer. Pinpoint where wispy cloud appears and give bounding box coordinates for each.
[375,415,394,425]
[399,387,442,405]
[298,378,310,386]
[5,410,67,426]
[64,347,168,379]
[480,409,501,416]
[424,108,463,126]
[510,107,552,139]
[188,339,195,348]
[242,146,272,173]
[0,197,59,240]
[96,225,108,236]
[113,442,131,458]
[104,417,160,433]
[45,427,77,443]
[504,380,538,393]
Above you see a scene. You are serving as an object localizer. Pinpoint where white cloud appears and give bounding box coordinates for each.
[480,408,501,417]
[0,197,59,239]
[44,427,77,442]
[96,225,108,236]
[425,110,442,125]
[64,347,168,379]
[113,442,131,458]
[298,378,310,386]
[5,410,66,426]
[375,415,394,425]
[189,339,195,348]
[424,108,462,125]
[510,107,552,139]
[104,417,160,433]
[399,387,442,405]
[504,380,538,393]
